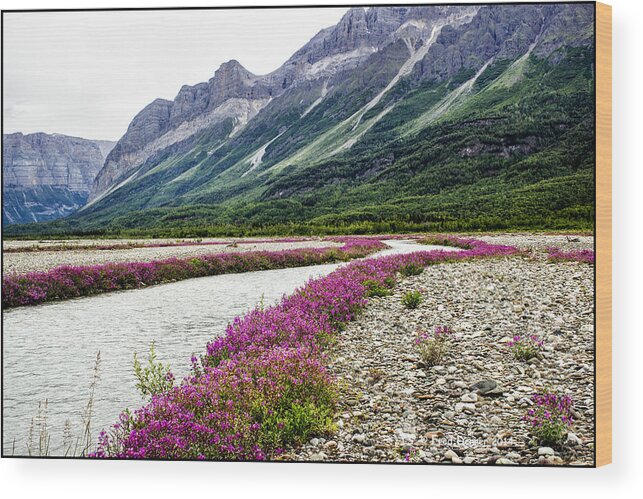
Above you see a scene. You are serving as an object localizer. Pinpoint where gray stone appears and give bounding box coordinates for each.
[352,433,366,444]
[496,458,517,465]
[461,392,478,402]
[469,379,503,396]
[454,402,476,413]
[566,432,582,446]
[323,440,338,450]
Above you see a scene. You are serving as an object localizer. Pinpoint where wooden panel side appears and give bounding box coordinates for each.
[595,1,612,468]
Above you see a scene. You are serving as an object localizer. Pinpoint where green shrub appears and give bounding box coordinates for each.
[259,402,336,450]
[507,334,544,361]
[417,338,449,366]
[402,290,423,309]
[133,342,175,400]
[400,263,424,277]
[363,279,392,297]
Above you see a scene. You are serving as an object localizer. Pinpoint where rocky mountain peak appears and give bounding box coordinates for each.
[108,97,172,159]
[365,6,412,36]
[325,7,379,54]
[216,59,252,76]
[208,59,270,109]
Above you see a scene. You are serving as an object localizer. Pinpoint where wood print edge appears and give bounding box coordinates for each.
[595,0,612,468]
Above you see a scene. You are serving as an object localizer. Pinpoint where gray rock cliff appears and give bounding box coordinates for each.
[2,132,114,224]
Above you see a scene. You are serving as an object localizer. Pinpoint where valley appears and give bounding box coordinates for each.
[1,3,598,465]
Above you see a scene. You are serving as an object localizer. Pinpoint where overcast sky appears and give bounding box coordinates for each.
[2,8,349,141]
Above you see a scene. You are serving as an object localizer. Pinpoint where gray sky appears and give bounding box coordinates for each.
[2,8,349,141]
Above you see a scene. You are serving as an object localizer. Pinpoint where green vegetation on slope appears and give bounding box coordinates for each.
[4,47,595,238]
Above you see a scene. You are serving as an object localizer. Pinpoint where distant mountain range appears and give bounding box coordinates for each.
[2,133,115,224]
[4,3,595,235]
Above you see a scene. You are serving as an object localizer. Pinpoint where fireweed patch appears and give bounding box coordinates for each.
[2,238,386,308]
[523,392,575,447]
[3,234,424,254]
[415,326,454,366]
[546,247,595,264]
[507,334,544,361]
[91,237,519,460]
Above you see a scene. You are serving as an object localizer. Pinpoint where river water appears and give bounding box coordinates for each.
[2,240,454,455]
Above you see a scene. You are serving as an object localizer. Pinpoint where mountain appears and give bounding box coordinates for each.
[7,3,595,236]
[2,132,115,224]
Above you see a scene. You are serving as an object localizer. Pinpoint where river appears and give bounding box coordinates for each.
[1,240,454,455]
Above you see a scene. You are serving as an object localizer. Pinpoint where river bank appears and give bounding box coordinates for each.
[1,232,591,274]
[2,238,383,308]
[1,239,451,455]
[91,236,522,460]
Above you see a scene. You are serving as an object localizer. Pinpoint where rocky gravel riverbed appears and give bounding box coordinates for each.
[476,233,593,255]
[285,235,595,465]
[2,240,339,275]
[2,237,237,250]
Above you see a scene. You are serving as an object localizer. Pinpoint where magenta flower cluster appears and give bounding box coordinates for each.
[507,334,544,348]
[507,334,544,361]
[523,392,575,446]
[92,346,336,460]
[2,238,386,308]
[546,247,595,264]
[433,325,454,340]
[414,325,454,346]
[93,236,519,460]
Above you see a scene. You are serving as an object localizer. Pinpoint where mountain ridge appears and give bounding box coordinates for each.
[5,3,595,235]
[87,5,479,204]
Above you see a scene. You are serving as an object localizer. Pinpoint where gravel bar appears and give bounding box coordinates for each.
[285,235,594,465]
[2,240,340,275]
